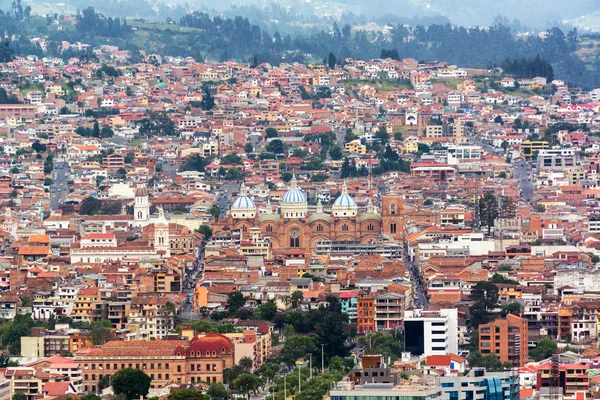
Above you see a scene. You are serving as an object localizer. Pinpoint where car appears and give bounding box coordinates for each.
[60,183,63,186]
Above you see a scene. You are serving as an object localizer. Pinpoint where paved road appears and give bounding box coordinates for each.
[50,160,69,210]
[161,162,179,179]
[406,257,429,309]
[214,182,240,218]
[513,160,534,202]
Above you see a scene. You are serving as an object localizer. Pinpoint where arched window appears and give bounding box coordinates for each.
[137,211,142,219]
[368,223,374,231]
[342,224,348,232]
[266,225,273,233]
[290,228,300,248]
[391,204,397,215]
[242,226,247,233]
[390,223,397,234]
[317,224,323,232]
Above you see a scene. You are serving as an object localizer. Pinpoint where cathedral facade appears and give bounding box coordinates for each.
[214,177,392,252]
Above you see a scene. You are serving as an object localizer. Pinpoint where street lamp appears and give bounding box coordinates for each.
[298,363,301,394]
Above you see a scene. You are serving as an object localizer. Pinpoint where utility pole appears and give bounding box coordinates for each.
[309,354,312,379]
[284,375,286,400]
[321,344,325,373]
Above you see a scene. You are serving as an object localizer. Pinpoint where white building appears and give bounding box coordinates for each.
[403,308,458,357]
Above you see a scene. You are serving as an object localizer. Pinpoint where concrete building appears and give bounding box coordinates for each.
[403,308,458,357]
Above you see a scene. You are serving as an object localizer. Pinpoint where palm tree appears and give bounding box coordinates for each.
[281,295,292,309]
[290,291,304,309]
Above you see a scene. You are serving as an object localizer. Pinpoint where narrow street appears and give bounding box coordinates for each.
[50,160,69,211]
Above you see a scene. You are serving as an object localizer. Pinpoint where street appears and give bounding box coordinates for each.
[214,182,240,218]
[513,160,534,202]
[50,160,69,210]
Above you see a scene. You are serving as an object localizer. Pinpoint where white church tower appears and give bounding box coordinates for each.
[134,185,150,225]
[154,207,170,258]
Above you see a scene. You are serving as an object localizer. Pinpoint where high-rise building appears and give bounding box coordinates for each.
[478,314,528,367]
[404,308,458,357]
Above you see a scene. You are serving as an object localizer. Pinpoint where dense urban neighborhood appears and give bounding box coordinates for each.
[3,9,600,400]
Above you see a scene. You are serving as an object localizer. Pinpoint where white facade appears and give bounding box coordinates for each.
[404,308,458,357]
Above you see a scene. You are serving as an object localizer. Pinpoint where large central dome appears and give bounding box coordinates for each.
[282,175,307,204]
[332,181,358,217]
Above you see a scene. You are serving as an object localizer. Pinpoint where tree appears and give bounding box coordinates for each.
[91,320,113,345]
[469,281,499,328]
[239,356,253,371]
[12,393,26,400]
[112,368,151,400]
[100,126,114,138]
[266,139,284,154]
[374,126,389,145]
[227,291,246,315]
[92,121,100,138]
[265,127,279,138]
[31,141,46,153]
[500,302,522,317]
[257,301,277,321]
[259,362,279,383]
[478,192,499,235]
[244,142,254,153]
[168,389,205,400]
[279,335,317,367]
[290,291,304,309]
[358,332,403,363]
[98,374,111,391]
[329,145,343,160]
[201,91,215,111]
[529,338,557,361]
[209,205,220,221]
[327,52,336,69]
[116,167,127,178]
[467,350,506,372]
[207,383,228,400]
[197,224,212,240]
[80,197,103,215]
[314,296,352,362]
[232,373,260,400]
[81,395,102,400]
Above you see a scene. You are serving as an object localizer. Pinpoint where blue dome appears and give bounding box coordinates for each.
[282,175,307,204]
[282,188,306,204]
[232,196,256,209]
[333,194,357,208]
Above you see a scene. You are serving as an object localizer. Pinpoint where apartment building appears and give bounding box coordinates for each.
[537,363,589,398]
[374,293,405,331]
[478,314,528,367]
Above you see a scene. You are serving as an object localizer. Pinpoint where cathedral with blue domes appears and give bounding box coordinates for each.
[214,176,385,251]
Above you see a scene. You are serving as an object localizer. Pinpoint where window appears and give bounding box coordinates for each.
[342,224,348,232]
[266,225,272,233]
[177,366,181,372]
[391,204,396,215]
[316,224,323,232]
[390,223,397,234]
[367,223,374,231]
[290,228,300,248]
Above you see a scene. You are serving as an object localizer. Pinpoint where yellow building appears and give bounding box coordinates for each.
[345,139,367,155]
[402,137,419,153]
[521,140,549,160]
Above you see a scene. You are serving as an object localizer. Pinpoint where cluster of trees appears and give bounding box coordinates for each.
[80,196,124,215]
[75,122,114,139]
[138,112,178,137]
[500,56,554,82]
[76,7,132,38]
[476,192,516,235]
[0,88,20,104]
[180,154,215,173]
